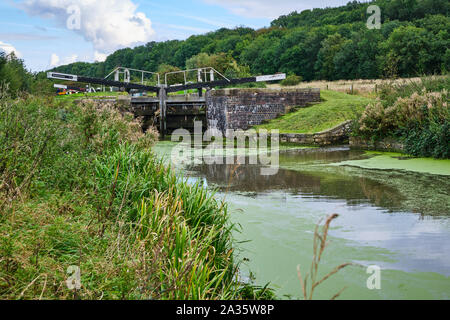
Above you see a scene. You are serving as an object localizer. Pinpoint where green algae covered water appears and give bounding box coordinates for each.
[153,142,450,300]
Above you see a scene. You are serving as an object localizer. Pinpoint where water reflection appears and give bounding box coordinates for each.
[154,142,450,299]
[186,146,449,215]
[279,146,366,164]
[190,163,405,212]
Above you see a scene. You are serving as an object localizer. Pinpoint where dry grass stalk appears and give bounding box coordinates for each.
[268,77,432,94]
[298,214,352,300]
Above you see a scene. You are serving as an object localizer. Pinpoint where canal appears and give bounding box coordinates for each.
[154,142,450,299]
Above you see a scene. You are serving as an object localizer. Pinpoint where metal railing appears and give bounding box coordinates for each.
[164,67,229,87]
[103,66,230,91]
[105,67,161,86]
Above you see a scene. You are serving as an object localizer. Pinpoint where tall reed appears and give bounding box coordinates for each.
[0,92,251,300]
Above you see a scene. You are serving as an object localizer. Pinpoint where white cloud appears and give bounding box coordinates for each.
[157,23,211,34]
[63,54,78,65]
[0,32,58,41]
[94,51,107,62]
[49,53,77,67]
[173,13,235,29]
[203,0,351,19]
[20,0,155,55]
[0,41,22,58]
[50,53,60,67]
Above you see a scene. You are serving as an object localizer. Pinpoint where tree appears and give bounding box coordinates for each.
[0,51,6,75]
[333,39,359,80]
[43,1,449,82]
[186,52,243,78]
[157,64,184,86]
[443,49,450,73]
[384,0,418,21]
[30,71,54,96]
[382,25,430,76]
[355,30,383,79]
[0,53,31,96]
[315,33,348,80]
[215,35,241,57]
[415,15,450,74]
[173,35,212,69]
[240,34,281,75]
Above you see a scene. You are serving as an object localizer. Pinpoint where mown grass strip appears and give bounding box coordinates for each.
[255,90,373,134]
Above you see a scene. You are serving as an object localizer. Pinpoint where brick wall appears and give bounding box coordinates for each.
[206,88,321,133]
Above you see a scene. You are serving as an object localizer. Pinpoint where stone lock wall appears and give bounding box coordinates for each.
[206,88,321,133]
[349,136,405,152]
[279,121,353,146]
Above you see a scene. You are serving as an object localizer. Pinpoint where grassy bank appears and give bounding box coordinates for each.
[255,90,373,134]
[354,76,449,159]
[267,76,448,96]
[0,91,271,299]
[55,91,129,101]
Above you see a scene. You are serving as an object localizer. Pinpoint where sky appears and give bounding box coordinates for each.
[0,0,351,72]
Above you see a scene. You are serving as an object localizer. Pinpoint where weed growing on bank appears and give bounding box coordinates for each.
[0,90,273,299]
[354,76,449,159]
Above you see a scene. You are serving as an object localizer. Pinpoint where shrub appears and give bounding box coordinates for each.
[281,74,303,86]
[378,76,450,106]
[356,81,449,158]
[358,89,448,138]
[403,106,449,159]
[0,53,32,97]
[0,91,259,300]
[0,91,158,204]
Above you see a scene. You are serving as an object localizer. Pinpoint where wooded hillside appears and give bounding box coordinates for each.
[44,0,450,81]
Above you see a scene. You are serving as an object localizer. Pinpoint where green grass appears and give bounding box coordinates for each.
[0,91,274,300]
[168,89,204,96]
[255,90,373,134]
[55,91,128,101]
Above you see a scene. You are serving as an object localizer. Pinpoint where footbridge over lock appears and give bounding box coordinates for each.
[130,94,207,134]
[48,67,321,137]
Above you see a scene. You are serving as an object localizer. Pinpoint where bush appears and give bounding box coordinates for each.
[359,89,448,137]
[378,76,450,106]
[280,74,303,86]
[403,108,449,159]
[0,53,32,97]
[356,77,449,158]
[0,91,263,300]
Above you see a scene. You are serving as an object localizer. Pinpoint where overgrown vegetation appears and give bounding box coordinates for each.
[255,90,373,134]
[0,88,273,299]
[55,91,128,101]
[281,74,303,87]
[52,1,448,82]
[355,76,449,158]
[0,52,53,97]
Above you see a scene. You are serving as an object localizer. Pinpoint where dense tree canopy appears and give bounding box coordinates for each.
[51,0,450,82]
[0,52,5,71]
[0,52,31,95]
[0,52,53,97]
